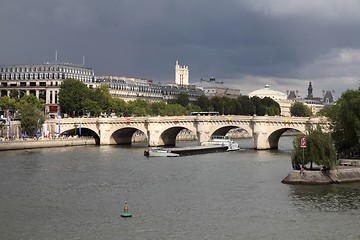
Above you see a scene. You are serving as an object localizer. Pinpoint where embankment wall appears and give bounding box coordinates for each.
[282,167,360,184]
[0,138,96,151]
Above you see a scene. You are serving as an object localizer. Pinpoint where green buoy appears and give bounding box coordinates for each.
[121,201,132,218]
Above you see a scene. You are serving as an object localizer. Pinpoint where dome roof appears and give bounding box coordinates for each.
[248,84,287,100]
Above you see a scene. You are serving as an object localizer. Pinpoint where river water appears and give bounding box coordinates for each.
[0,137,359,240]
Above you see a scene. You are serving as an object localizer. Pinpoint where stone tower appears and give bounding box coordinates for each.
[175,61,189,85]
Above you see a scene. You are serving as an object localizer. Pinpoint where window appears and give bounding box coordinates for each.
[30,82,36,86]
[39,82,46,86]
[20,82,26,87]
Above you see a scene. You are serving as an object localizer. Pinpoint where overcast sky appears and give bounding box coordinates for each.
[1,0,360,98]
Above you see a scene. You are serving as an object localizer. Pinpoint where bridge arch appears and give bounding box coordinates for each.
[108,127,148,145]
[152,124,197,146]
[212,125,252,137]
[267,128,303,149]
[197,122,252,144]
[58,127,100,145]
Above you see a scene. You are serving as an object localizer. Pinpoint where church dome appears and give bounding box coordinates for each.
[248,84,287,100]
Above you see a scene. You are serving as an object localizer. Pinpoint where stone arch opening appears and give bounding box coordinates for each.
[111,127,147,145]
[60,128,100,145]
[159,126,194,146]
[212,126,250,138]
[268,128,303,149]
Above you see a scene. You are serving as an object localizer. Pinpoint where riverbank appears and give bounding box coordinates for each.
[282,165,360,184]
[0,138,96,151]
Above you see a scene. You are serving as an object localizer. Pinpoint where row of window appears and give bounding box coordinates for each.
[109,84,162,93]
[0,73,94,81]
[0,66,93,75]
[0,90,58,104]
[1,81,59,87]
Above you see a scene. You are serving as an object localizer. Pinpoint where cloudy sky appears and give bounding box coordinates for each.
[1,0,360,98]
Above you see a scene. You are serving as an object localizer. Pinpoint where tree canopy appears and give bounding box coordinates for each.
[16,95,45,136]
[291,126,337,170]
[58,79,90,116]
[290,102,312,117]
[324,88,360,156]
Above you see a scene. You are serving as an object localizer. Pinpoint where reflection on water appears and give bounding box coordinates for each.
[291,184,360,212]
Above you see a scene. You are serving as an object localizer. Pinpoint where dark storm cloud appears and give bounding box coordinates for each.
[1,0,360,97]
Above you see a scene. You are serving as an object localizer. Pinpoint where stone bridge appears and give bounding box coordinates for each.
[45,115,329,150]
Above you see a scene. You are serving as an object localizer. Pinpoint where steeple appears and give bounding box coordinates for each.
[307,82,313,99]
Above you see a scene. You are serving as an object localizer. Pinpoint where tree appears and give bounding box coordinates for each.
[9,89,19,100]
[0,96,16,118]
[291,126,337,170]
[16,95,45,136]
[222,97,235,115]
[325,89,360,156]
[81,99,102,117]
[58,79,90,116]
[210,96,225,114]
[170,92,190,107]
[89,84,113,114]
[111,98,128,117]
[149,102,167,116]
[261,97,281,116]
[290,102,312,117]
[196,95,212,112]
[127,99,150,116]
[237,96,255,115]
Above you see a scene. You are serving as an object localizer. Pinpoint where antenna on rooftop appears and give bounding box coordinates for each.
[83,55,85,66]
[55,50,58,62]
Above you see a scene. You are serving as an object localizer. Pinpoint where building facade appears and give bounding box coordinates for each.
[287,82,335,114]
[192,77,241,98]
[97,76,163,102]
[0,63,96,117]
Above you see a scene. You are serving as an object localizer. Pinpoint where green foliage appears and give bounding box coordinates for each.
[81,99,102,116]
[110,98,128,117]
[127,99,150,116]
[58,79,90,116]
[89,84,113,114]
[0,96,17,113]
[149,102,167,116]
[291,126,337,170]
[237,96,255,115]
[326,89,360,155]
[16,95,45,135]
[196,95,212,112]
[9,89,19,100]
[290,102,312,117]
[261,97,281,116]
[169,92,190,107]
[210,96,225,114]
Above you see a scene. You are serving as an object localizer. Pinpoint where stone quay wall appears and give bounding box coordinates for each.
[282,167,360,184]
[0,138,96,151]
